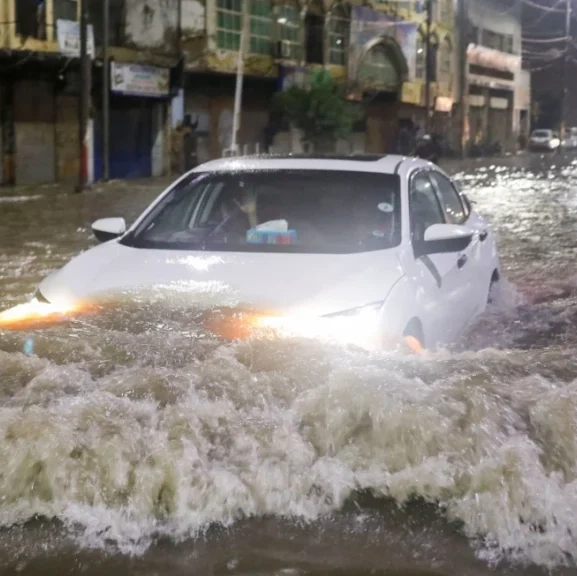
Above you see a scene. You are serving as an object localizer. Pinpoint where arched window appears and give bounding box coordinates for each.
[250,0,273,55]
[415,34,425,80]
[329,4,350,66]
[358,43,401,88]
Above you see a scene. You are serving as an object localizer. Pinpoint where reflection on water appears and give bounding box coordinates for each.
[1,159,577,575]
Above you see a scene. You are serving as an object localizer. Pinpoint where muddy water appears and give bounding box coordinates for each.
[1,158,577,576]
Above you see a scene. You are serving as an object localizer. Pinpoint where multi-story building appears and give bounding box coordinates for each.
[461,0,530,153]
[0,0,180,185]
[0,0,458,185]
[179,0,458,158]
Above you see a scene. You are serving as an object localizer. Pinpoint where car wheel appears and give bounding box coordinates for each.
[403,319,425,354]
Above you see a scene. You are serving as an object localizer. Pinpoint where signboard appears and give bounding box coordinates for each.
[467,44,520,74]
[56,19,95,58]
[110,62,170,98]
[401,81,421,105]
[435,96,453,112]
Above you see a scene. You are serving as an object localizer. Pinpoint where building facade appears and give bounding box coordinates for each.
[1,0,460,185]
[0,0,178,186]
[462,0,529,153]
[178,0,458,159]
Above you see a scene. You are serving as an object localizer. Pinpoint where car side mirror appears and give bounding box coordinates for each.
[421,223,473,255]
[92,217,126,243]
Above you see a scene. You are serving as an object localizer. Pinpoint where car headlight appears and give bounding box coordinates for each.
[254,302,384,348]
[0,290,82,330]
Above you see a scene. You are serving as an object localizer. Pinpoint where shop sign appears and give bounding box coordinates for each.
[490,97,509,110]
[401,81,422,105]
[468,94,486,107]
[111,62,170,98]
[435,96,453,112]
[467,44,520,74]
[56,19,95,58]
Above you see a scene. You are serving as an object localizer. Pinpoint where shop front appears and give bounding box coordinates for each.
[94,61,170,180]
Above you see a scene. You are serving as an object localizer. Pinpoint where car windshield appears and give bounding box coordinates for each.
[127,170,401,254]
[532,130,552,138]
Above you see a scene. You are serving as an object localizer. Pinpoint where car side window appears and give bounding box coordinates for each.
[409,172,446,245]
[429,172,467,225]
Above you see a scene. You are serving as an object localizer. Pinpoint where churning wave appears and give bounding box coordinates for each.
[1,293,577,570]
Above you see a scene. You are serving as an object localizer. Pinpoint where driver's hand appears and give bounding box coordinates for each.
[234,195,256,215]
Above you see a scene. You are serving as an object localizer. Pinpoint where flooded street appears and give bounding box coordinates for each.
[2,156,577,576]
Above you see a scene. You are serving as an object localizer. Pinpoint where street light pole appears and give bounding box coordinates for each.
[77,0,91,192]
[458,0,469,159]
[231,2,249,155]
[103,0,110,181]
[561,0,571,134]
[424,0,433,134]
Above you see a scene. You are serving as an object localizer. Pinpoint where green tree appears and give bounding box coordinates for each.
[273,69,359,152]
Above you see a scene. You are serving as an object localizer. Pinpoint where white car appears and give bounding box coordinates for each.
[2,155,500,351]
[529,129,561,152]
[562,127,577,150]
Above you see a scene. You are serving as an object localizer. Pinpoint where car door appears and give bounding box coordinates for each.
[428,170,482,326]
[408,170,473,345]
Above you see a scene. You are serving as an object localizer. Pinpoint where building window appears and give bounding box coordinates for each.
[480,29,515,53]
[329,5,349,66]
[16,0,47,39]
[416,35,426,80]
[250,0,272,55]
[439,38,451,83]
[54,0,78,22]
[305,1,324,64]
[278,2,301,60]
[217,0,242,51]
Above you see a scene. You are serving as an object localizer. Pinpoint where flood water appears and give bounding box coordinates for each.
[1,156,577,576]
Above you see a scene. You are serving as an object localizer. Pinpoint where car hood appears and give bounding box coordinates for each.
[39,241,405,316]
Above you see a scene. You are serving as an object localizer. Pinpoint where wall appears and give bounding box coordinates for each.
[182,0,205,37]
[124,0,178,50]
[55,94,79,182]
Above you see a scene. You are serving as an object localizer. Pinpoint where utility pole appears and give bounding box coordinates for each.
[561,0,572,134]
[424,0,433,134]
[458,0,469,159]
[230,2,249,155]
[77,0,91,192]
[103,0,110,181]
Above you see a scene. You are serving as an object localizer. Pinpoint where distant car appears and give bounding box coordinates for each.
[562,127,577,150]
[2,155,500,351]
[529,129,561,151]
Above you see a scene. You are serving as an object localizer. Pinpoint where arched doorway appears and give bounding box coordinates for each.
[356,37,408,154]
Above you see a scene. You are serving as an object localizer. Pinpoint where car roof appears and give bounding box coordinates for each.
[191,154,433,175]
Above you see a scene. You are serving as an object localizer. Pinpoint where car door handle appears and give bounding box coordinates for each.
[479,230,488,242]
[457,254,468,269]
